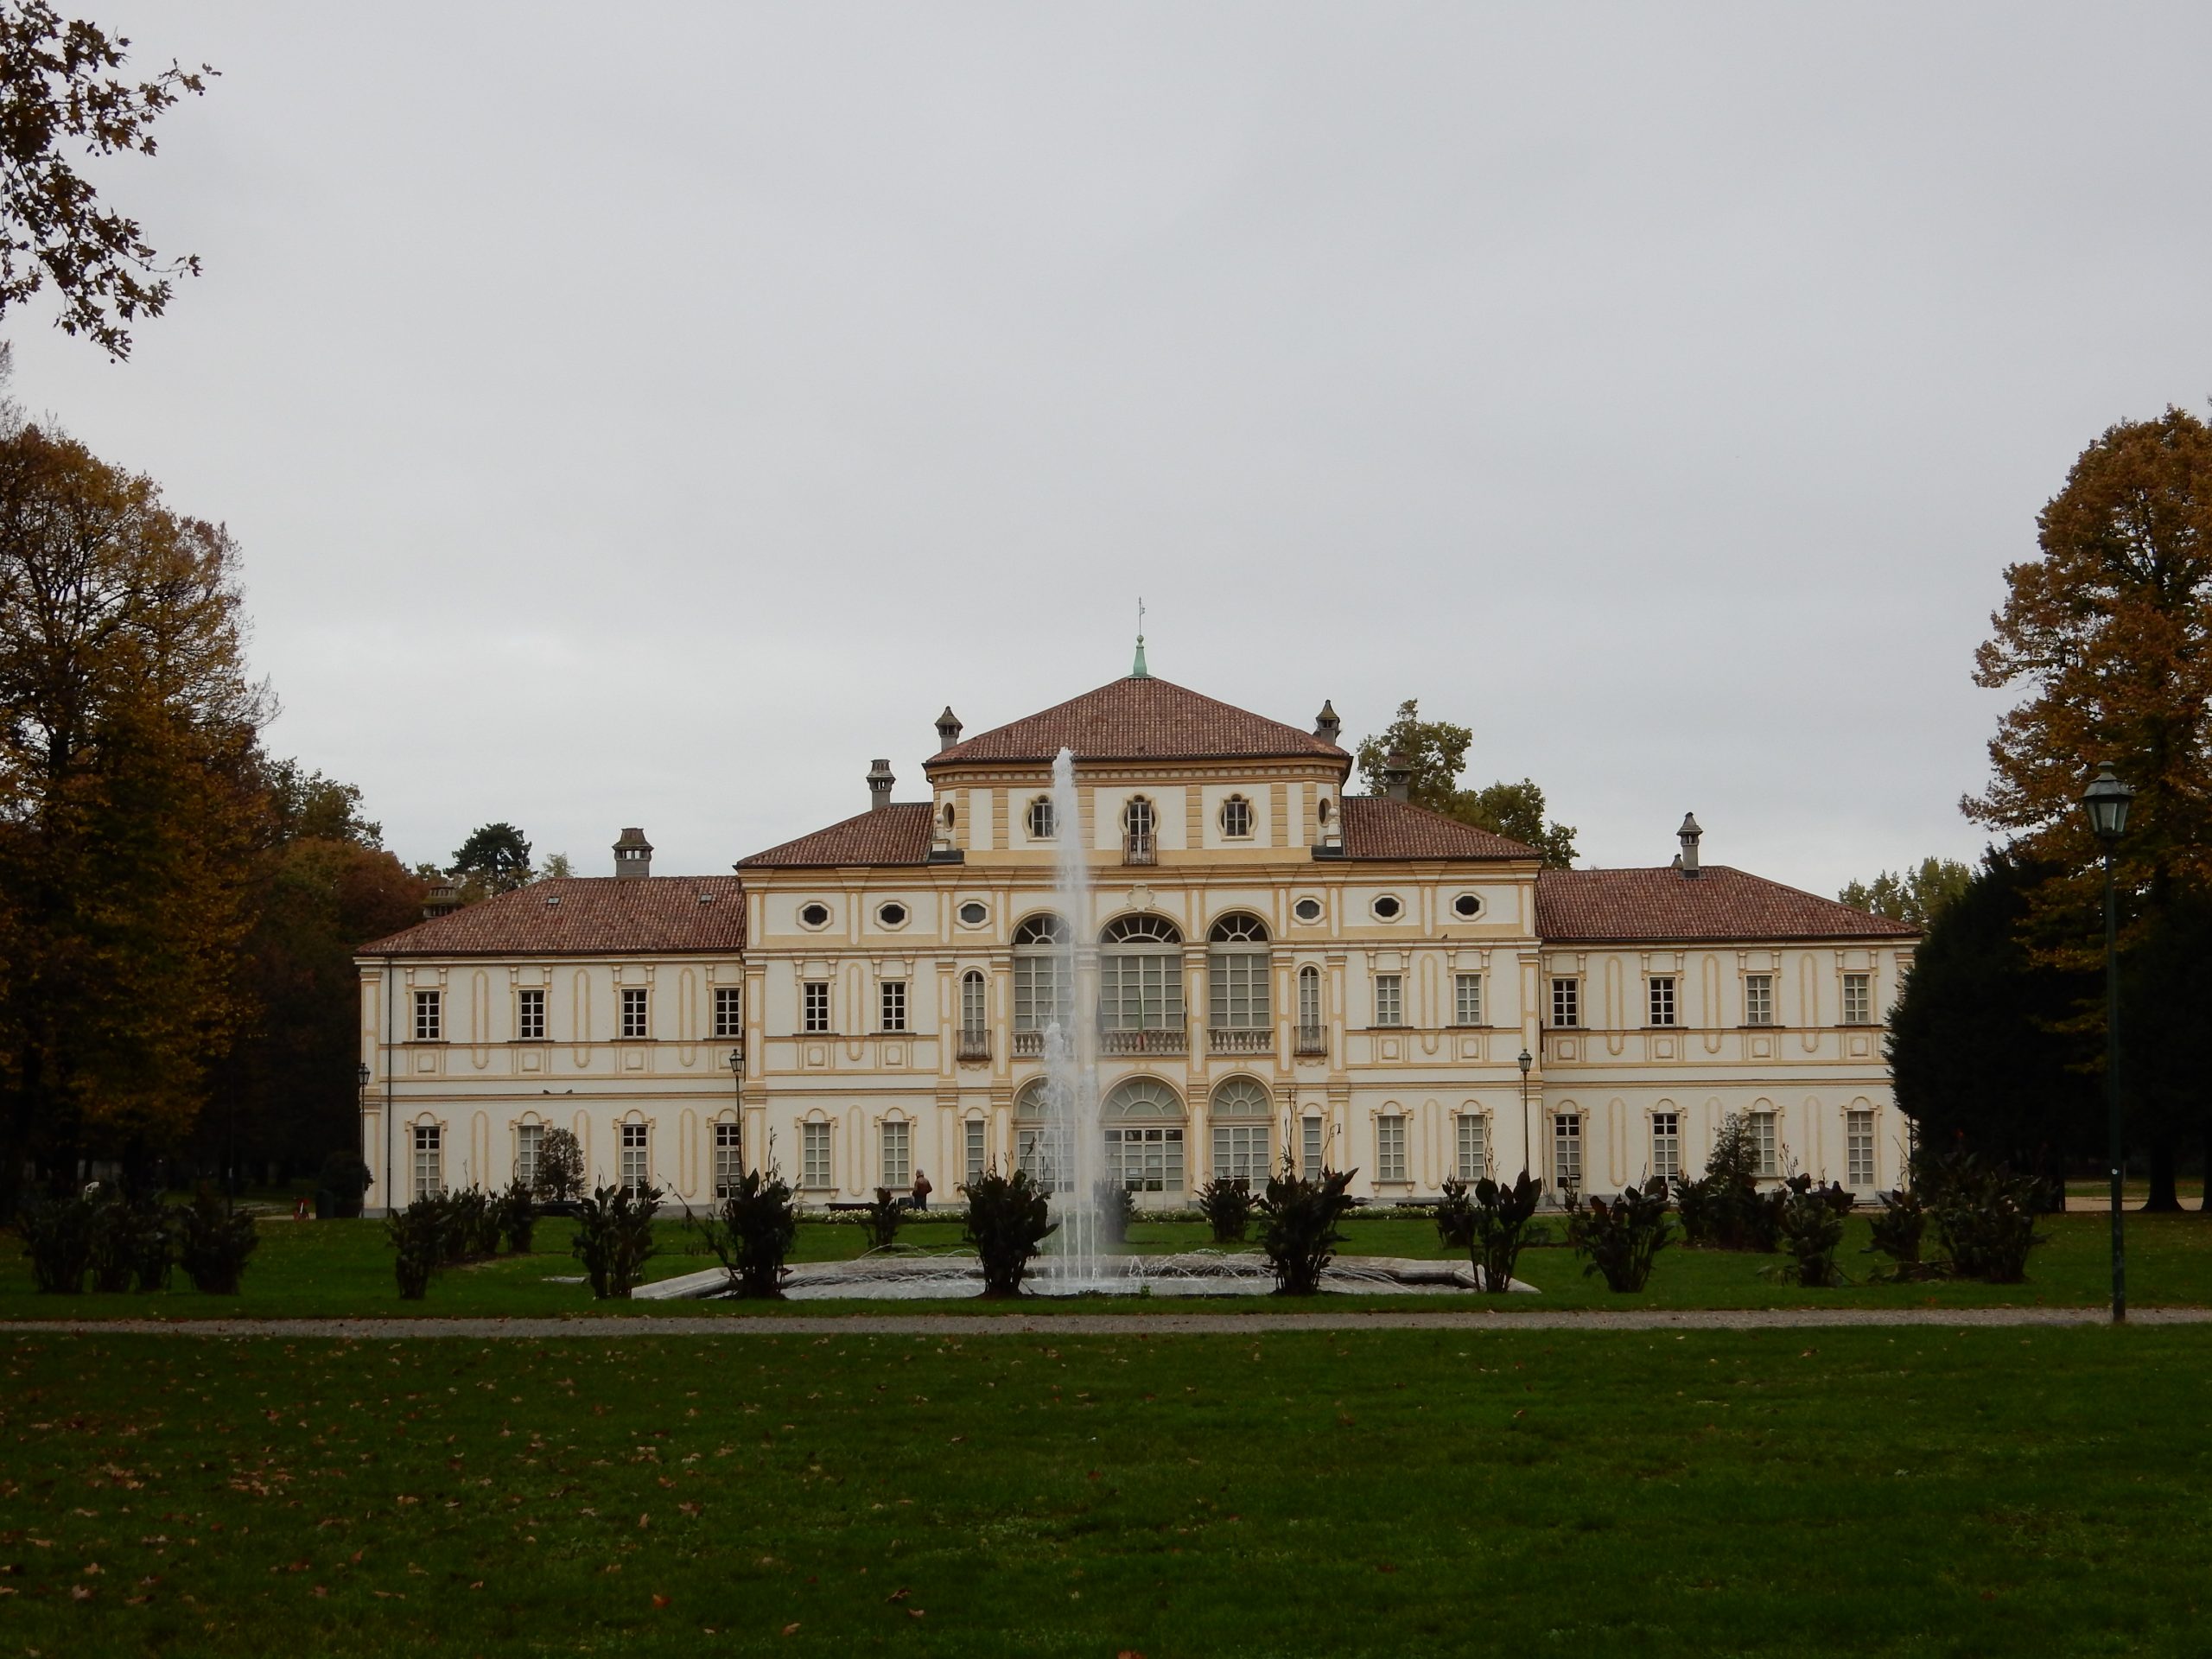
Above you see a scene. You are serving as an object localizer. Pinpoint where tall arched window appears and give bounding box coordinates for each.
[1207,912,1270,1044]
[1122,796,1155,864]
[959,969,989,1060]
[1103,1077,1185,1194]
[1100,914,1183,1046]
[1012,915,1071,1046]
[1210,1076,1271,1187]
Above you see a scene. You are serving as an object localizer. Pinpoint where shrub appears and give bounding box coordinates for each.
[175,1190,258,1294]
[696,1168,800,1298]
[1433,1178,1476,1250]
[320,1150,372,1219]
[1568,1178,1675,1292]
[1197,1178,1255,1243]
[1095,1181,1136,1245]
[1923,1151,2044,1283]
[446,1187,501,1262]
[386,1196,445,1300]
[1255,1159,1357,1295]
[498,1178,536,1254]
[1868,1186,1929,1276]
[1676,1115,1777,1250]
[963,1167,1056,1298]
[86,1186,149,1293]
[532,1128,585,1204]
[861,1187,905,1251]
[571,1183,662,1299]
[1466,1172,1544,1291]
[1770,1176,1854,1287]
[18,1190,95,1294]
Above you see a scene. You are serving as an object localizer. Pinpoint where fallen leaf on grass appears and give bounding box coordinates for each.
[907,1609,925,1620]
[652,1594,671,1609]
[310,1586,327,1599]
[887,1588,910,1603]
[782,1623,800,1636]
[470,1580,485,1591]
[71,1586,92,1601]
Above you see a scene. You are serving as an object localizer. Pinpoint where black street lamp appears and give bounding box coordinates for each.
[727,1047,745,1173]
[1517,1047,1534,1181]
[2082,763,2134,1325]
[356,1064,372,1211]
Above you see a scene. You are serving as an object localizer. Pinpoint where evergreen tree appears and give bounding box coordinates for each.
[1354,700,1579,868]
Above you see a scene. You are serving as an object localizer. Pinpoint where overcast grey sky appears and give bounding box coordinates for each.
[11,3,2211,891]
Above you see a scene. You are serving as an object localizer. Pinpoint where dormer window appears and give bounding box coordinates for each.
[1027,796,1057,840]
[1219,794,1253,839]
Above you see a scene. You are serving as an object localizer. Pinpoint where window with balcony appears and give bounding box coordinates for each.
[1296,964,1325,1054]
[958,970,989,1059]
[1099,914,1184,1052]
[1122,796,1156,864]
[1208,913,1269,1051]
[1012,915,1071,1052]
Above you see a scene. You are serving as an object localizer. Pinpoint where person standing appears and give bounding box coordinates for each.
[911,1168,932,1211]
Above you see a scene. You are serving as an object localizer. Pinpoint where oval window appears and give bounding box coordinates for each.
[958,901,988,926]
[1371,895,1403,921]
[1452,893,1482,919]
[877,902,908,929]
[1294,897,1323,923]
[798,902,830,929]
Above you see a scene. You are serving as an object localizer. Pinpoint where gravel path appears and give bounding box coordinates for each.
[3,1306,2208,1338]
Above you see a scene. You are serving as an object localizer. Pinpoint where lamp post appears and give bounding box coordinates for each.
[727,1047,745,1174]
[1517,1047,1534,1181]
[2082,763,2134,1325]
[356,1063,372,1213]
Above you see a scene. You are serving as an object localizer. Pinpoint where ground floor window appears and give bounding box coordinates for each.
[1106,1126,1184,1193]
[516,1122,542,1192]
[881,1120,912,1191]
[1651,1112,1680,1182]
[1847,1109,1875,1186]
[801,1121,832,1190]
[1376,1115,1408,1183]
[412,1124,442,1199]
[1302,1117,1324,1180]
[714,1121,741,1197]
[963,1120,986,1188]
[1212,1122,1268,1187]
[620,1122,650,1194]
[1751,1111,1778,1179]
[1553,1113,1582,1190]
[1456,1114,1487,1183]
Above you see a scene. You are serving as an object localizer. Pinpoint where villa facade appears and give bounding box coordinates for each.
[356,670,1916,1214]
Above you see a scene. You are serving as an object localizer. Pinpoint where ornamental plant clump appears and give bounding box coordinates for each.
[17,1189,95,1293]
[1867,1186,1930,1278]
[1255,1159,1357,1295]
[963,1167,1056,1298]
[86,1185,168,1293]
[386,1196,445,1300]
[1568,1178,1675,1293]
[1433,1178,1477,1250]
[531,1128,585,1205]
[1197,1177,1255,1243]
[861,1186,906,1251]
[696,1168,798,1299]
[1466,1172,1544,1292]
[1095,1180,1136,1246]
[572,1182,662,1298]
[1768,1175,1855,1287]
[1923,1151,2045,1283]
[1675,1115,1777,1251]
[497,1178,536,1254]
[175,1189,258,1294]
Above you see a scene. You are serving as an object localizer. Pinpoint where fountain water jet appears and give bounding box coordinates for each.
[1039,746,1107,1288]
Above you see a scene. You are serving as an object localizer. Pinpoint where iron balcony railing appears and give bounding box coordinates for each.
[1122,832,1156,866]
[1294,1024,1328,1057]
[1208,1027,1273,1054]
[956,1029,991,1062]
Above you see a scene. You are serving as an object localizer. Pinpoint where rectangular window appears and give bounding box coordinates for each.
[1554,1113,1583,1189]
[1751,1111,1778,1179]
[963,1119,986,1188]
[1298,969,1322,1029]
[1373,973,1403,1028]
[517,988,545,1040]
[1651,1111,1680,1182]
[1099,951,1183,1030]
[1456,1114,1488,1183]
[880,980,907,1033]
[1648,976,1676,1027]
[1104,1125,1184,1193]
[1376,1116,1408,1183]
[516,1122,543,1192]
[802,981,831,1033]
[620,1122,649,1193]
[1453,973,1483,1027]
[1550,978,1580,1028]
[1847,1110,1875,1186]
[1302,1117,1324,1181]
[1211,1123,1269,1187]
[880,1120,911,1189]
[1014,956,1069,1031]
[413,990,442,1041]
[713,986,742,1039]
[801,1121,831,1190]
[1209,950,1270,1027]
[1842,972,1872,1026]
[1745,974,1774,1027]
[412,1123,442,1198]
[620,988,649,1039]
[714,1122,741,1197]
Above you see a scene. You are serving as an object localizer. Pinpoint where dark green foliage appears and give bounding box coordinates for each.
[448,821,533,892]
[1197,1177,1254,1243]
[532,1128,585,1204]
[571,1182,661,1299]
[1676,1116,1777,1250]
[1770,1176,1855,1287]
[861,1187,905,1251]
[1433,1177,1475,1249]
[86,1186,169,1292]
[497,1179,535,1254]
[385,1196,444,1300]
[696,1168,798,1299]
[16,1189,93,1293]
[1465,1172,1544,1291]
[1567,1179,1675,1292]
[1923,1151,2047,1283]
[1255,1160,1357,1295]
[175,1190,257,1294]
[1868,1186,1930,1275]
[320,1150,372,1220]
[1095,1181,1135,1245]
[963,1167,1056,1298]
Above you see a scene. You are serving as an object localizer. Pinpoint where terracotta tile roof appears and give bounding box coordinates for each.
[1338,796,1541,861]
[736,803,936,869]
[1535,866,1920,944]
[359,876,746,957]
[925,676,1346,770]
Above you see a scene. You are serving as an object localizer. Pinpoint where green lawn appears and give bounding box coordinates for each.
[4,1210,2212,1321]
[2,1325,2208,1656]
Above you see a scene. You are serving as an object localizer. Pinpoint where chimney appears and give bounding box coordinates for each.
[866,758,895,811]
[935,706,963,753]
[612,826,653,879]
[423,879,461,919]
[1313,699,1342,745]
[1383,749,1411,803]
[1677,812,1702,878]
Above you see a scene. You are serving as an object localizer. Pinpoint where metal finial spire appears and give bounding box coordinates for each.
[1131,595,1150,678]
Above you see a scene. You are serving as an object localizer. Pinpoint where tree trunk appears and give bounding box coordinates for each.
[2144,1134,2183,1212]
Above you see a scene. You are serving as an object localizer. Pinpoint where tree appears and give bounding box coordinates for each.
[1355,700,1579,868]
[0,5,213,358]
[1838,857,1974,927]
[1965,408,2212,1210]
[539,851,573,879]
[449,822,532,895]
[0,419,266,1213]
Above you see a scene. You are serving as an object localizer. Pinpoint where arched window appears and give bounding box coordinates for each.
[1026,796,1057,840]
[1295,964,1325,1054]
[1219,794,1253,838]
[1012,914,1071,1035]
[1122,795,1155,863]
[1211,1077,1272,1187]
[1207,912,1270,1034]
[1099,914,1184,1034]
[1103,1077,1185,1194]
[960,969,987,1033]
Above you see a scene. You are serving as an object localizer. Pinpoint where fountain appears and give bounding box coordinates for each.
[1038,745,1106,1289]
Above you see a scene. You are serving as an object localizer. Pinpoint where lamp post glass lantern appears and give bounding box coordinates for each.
[1517,1047,1534,1182]
[2082,763,2133,1324]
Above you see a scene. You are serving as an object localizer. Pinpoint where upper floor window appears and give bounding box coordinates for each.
[1373,973,1403,1028]
[413,989,442,1041]
[1208,914,1270,1029]
[1100,912,1183,1031]
[517,987,545,1040]
[1454,972,1482,1027]
[1745,974,1775,1027]
[620,988,649,1039]
[713,986,742,1038]
[1013,914,1071,1032]
[880,980,908,1033]
[802,980,831,1033]
[1841,972,1872,1026]
[1219,794,1254,839]
[1122,796,1155,841]
[961,969,987,1035]
[1550,977,1580,1028]
[1648,976,1676,1028]
[1297,964,1323,1033]
[1026,796,1057,840]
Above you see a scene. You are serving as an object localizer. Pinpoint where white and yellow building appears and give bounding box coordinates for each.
[358,667,1915,1213]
